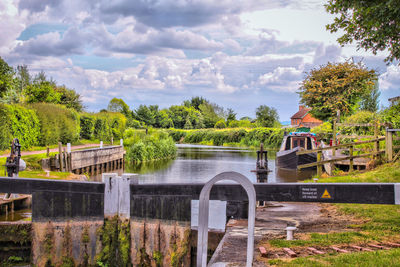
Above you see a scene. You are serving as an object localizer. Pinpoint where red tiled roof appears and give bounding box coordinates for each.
[290,108,311,119]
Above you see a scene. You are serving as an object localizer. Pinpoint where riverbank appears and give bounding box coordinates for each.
[257,161,400,266]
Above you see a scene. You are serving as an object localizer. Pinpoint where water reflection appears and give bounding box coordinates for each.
[91,144,315,184]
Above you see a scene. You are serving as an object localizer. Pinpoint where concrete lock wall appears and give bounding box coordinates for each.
[30,173,193,266]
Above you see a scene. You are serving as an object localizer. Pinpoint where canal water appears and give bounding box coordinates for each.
[100,144,315,183]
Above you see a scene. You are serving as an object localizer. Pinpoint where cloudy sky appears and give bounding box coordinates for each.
[1,0,399,121]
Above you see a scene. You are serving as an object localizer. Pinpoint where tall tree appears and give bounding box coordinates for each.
[183,96,208,111]
[298,61,377,121]
[56,86,84,112]
[107,98,130,115]
[359,83,380,112]
[325,0,400,63]
[255,105,279,127]
[0,57,14,97]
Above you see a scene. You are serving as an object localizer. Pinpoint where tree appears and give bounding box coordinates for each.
[0,57,14,97]
[56,86,84,112]
[359,83,380,112]
[226,108,236,122]
[298,61,377,121]
[325,0,400,63]
[255,105,279,127]
[107,98,130,115]
[183,96,208,111]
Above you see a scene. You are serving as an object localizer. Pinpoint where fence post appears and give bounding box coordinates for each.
[374,123,379,159]
[332,121,336,156]
[349,145,354,172]
[58,142,63,171]
[386,128,393,162]
[317,151,322,177]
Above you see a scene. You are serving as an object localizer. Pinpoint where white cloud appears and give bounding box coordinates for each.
[379,65,400,91]
[256,67,302,92]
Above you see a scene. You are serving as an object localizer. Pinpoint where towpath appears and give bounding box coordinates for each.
[0,143,100,158]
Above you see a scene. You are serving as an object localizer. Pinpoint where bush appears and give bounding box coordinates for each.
[29,103,80,146]
[125,129,177,162]
[0,104,40,150]
[214,120,226,129]
[80,115,95,139]
[382,101,400,128]
[93,112,127,141]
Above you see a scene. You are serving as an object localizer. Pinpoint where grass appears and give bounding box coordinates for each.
[265,161,400,266]
[0,152,77,180]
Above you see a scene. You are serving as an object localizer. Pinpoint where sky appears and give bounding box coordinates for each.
[1,0,399,121]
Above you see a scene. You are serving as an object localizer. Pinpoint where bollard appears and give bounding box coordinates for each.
[286,226,297,240]
[100,141,103,148]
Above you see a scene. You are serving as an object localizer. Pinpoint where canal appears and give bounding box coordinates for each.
[97,144,315,183]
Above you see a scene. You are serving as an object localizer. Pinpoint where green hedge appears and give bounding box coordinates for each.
[166,127,287,148]
[0,104,40,150]
[29,103,80,146]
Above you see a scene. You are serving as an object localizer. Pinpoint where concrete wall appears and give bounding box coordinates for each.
[70,145,124,170]
[32,220,103,266]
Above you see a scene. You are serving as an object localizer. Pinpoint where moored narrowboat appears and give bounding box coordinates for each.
[276,132,318,170]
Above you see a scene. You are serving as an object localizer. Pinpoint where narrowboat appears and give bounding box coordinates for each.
[276,132,318,170]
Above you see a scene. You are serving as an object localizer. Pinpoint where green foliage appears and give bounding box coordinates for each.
[298,61,377,121]
[341,110,379,136]
[55,86,83,112]
[326,0,400,63]
[96,216,130,267]
[382,100,400,128]
[255,105,279,127]
[125,129,177,162]
[0,104,40,150]
[80,115,95,139]
[166,127,286,148]
[24,81,62,104]
[228,119,254,128]
[214,119,226,129]
[0,57,15,97]
[199,102,224,128]
[30,103,80,146]
[311,121,332,141]
[107,97,130,115]
[359,83,380,112]
[93,112,127,141]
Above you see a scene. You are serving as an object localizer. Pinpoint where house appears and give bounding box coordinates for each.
[290,106,322,128]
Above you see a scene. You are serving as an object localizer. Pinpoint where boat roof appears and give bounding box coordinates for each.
[289,132,316,137]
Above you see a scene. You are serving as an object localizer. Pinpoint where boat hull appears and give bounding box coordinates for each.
[276,146,317,170]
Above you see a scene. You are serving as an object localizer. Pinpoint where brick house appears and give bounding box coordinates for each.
[290,106,322,128]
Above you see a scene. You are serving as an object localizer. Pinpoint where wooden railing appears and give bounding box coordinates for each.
[297,137,386,177]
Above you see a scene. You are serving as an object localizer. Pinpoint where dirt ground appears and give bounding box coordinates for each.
[208,202,357,267]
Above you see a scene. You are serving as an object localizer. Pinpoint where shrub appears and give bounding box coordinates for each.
[0,104,40,150]
[80,115,95,139]
[125,129,177,162]
[93,112,127,141]
[214,120,226,129]
[29,103,80,145]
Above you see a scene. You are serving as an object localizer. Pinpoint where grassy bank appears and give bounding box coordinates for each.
[264,161,400,266]
[0,153,82,180]
[166,127,289,149]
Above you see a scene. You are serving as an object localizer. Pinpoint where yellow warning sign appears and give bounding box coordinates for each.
[321,189,331,199]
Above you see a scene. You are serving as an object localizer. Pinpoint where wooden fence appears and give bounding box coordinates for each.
[297,127,399,177]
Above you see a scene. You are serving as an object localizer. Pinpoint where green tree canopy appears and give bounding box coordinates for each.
[0,57,14,97]
[326,0,400,63]
[298,61,377,121]
[255,105,279,127]
[108,97,130,115]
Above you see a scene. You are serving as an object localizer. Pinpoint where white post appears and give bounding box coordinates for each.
[100,141,103,148]
[102,173,118,217]
[197,172,256,267]
[67,143,71,153]
[120,139,123,146]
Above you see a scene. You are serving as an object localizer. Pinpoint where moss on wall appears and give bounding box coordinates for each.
[96,216,131,267]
